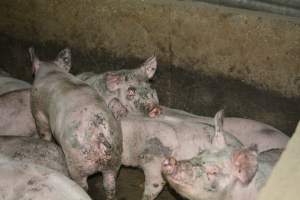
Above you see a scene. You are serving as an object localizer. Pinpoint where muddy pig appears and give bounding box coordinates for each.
[0,157,92,200]
[162,110,283,200]
[0,68,31,95]
[29,47,122,200]
[120,110,242,200]
[77,56,160,119]
[0,136,68,175]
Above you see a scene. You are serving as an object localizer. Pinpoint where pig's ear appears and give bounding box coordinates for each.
[134,55,157,80]
[54,48,71,72]
[28,47,40,75]
[212,109,226,149]
[231,145,258,185]
[105,73,123,91]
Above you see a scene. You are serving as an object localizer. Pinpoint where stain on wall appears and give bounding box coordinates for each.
[0,0,299,97]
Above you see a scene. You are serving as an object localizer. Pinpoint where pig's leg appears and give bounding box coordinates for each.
[33,110,52,141]
[103,169,118,200]
[141,159,166,200]
[63,154,89,191]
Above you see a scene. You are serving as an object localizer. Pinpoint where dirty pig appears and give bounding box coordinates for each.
[120,110,242,200]
[29,47,122,200]
[0,157,92,200]
[162,110,283,200]
[77,56,160,119]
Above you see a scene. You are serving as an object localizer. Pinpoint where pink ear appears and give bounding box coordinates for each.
[212,110,226,149]
[105,73,122,91]
[134,56,157,80]
[28,47,40,75]
[231,147,258,184]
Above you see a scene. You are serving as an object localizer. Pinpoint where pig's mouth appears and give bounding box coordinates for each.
[162,157,177,176]
[162,158,195,188]
[147,105,161,118]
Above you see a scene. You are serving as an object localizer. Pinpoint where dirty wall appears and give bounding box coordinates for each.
[0,0,299,97]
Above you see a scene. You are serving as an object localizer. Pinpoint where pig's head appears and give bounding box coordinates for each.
[29,47,71,75]
[162,110,258,200]
[104,56,161,118]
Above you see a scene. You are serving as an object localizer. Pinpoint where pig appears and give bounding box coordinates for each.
[0,69,36,137]
[0,68,31,95]
[29,47,122,200]
[0,157,92,200]
[120,110,242,200]
[76,56,161,119]
[161,110,283,200]
[0,136,68,175]
[0,88,37,137]
[161,106,289,152]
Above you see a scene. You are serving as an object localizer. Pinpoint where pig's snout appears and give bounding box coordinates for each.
[147,104,161,118]
[162,157,177,175]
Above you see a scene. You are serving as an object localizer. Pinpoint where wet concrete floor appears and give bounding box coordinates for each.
[0,34,298,199]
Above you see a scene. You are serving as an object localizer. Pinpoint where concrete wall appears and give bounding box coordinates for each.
[0,0,299,97]
[258,121,300,200]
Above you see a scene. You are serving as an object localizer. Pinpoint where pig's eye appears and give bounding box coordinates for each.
[127,87,136,100]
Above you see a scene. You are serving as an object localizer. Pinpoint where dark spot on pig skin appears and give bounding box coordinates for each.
[260,128,277,135]
[141,138,172,161]
[72,120,81,130]
[13,151,26,159]
[89,113,106,129]
[133,100,140,109]
[27,179,36,185]
[206,183,217,192]
[29,187,42,192]
[153,183,159,188]
[17,98,24,104]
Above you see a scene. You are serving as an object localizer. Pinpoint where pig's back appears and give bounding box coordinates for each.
[0,136,68,175]
[0,159,91,200]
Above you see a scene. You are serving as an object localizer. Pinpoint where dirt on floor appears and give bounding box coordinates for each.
[0,34,299,199]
